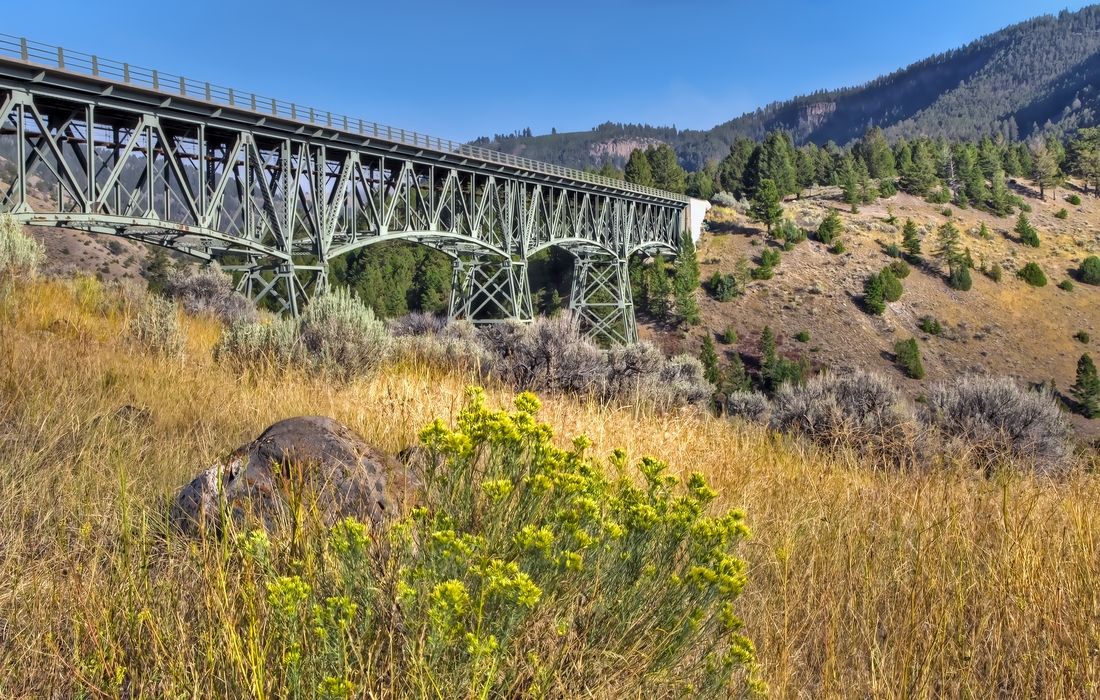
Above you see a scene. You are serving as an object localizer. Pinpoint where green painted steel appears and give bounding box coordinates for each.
[0,34,687,342]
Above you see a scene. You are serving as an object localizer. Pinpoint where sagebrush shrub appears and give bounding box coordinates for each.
[216,316,301,368]
[299,287,389,380]
[480,314,606,396]
[770,372,920,463]
[0,212,42,281]
[387,311,449,337]
[163,263,258,323]
[926,376,1072,471]
[725,390,770,422]
[127,294,185,356]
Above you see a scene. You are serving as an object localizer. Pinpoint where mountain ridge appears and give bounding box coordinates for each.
[479,6,1100,171]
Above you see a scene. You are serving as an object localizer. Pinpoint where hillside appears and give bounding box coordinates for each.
[641,176,1100,439]
[1,271,1099,697]
[480,5,1100,170]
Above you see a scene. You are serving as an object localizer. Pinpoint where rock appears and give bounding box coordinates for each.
[173,416,418,535]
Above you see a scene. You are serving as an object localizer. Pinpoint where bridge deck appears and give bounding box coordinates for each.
[0,34,686,206]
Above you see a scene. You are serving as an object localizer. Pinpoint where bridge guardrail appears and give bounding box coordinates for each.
[0,34,689,204]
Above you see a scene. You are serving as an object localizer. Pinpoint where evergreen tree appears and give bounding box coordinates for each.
[856,126,897,180]
[672,233,701,325]
[1031,141,1061,200]
[624,148,654,188]
[760,325,777,367]
[700,334,721,386]
[893,338,926,379]
[749,178,784,233]
[1016,261,1047,287]
[987,168,1012,216]
[723,351,751,393]
[645,257,672,318]
[144,248,173,295]
[1079,255,1100,285]
[864,273,886,315]
[881,267,904,302]
[1072,353,1100,418]
[935,222,963,268]
[949,264,973,291]
[1015,213,1040,247]
[901,218,922,260]
[718,137,755,198]
[901,141,939,196]
[646,144,687,194]
[817,209,843,244]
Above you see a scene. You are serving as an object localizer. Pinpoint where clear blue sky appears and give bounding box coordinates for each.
[1,1,1091,141]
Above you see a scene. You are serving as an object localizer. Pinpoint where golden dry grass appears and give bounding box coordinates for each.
[1,277,1099,698]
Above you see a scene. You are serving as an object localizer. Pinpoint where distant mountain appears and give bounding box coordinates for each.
[479,5,1100,171]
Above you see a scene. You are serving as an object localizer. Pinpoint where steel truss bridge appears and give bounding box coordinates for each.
[0,35,687,343]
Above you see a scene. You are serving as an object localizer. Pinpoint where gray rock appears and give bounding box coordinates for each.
[173,416,418,535]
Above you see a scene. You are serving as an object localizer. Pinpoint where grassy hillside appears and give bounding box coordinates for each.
[480,5,1100,170]
[1,267,1099,696]
[647,175,1100,439]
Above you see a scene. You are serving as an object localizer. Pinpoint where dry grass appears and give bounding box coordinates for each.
[1,277,1099,697]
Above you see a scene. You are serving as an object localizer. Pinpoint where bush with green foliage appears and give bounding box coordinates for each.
[889,259,911,279]
[816,210,843,244]
[1079,255,1100,285]
[760,248,781,268]
[232,388,761,697]
[920,316,943,335]
[1021,202,1032,213]
[830,239,846,255]
[1017,262,1047,287]
[709,271,739,301]
[864,273,886,315]
[1076,330,1091,344]
[1055,208,1069,220]
[950,264,973,291]
[978,222,992,239]
[750,263,773,281]
[759,325,808,393]
[776,218,806,245]
[885,242,902,258]
[881,267,904,302]
[893,338,926,379]
[879,178,898,197]
[1067,194,1082,205]
[1072,354,1100,418]
[722,326,739,344]
[1059,279,1075,292]
[1015,213,1040,247]
[796,330,810,343]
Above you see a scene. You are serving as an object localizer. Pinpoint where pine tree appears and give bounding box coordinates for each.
[646,144,687,194]
[893,338,926,379]
[949,264,973,291]
[723,351,751,393]
[672,232,701,325]
[935,221,963,268]
[1072,353,1100,418]
[817,209,843,244]
[749,178,784,233]
[987,168,1012,215]
[624,148,654,188]
[760,325,777,367]
[1015,213,1040,247]
[881,267,904,302]
[901,218,922,260]
[645,257,672,318]
[864,273,886,315]
[1079,255,1100,285]
[700,335,721,386]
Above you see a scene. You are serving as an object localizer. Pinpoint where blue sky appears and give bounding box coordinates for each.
[1,1,1091,141]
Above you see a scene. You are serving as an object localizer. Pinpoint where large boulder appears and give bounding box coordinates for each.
[173,416,418,535]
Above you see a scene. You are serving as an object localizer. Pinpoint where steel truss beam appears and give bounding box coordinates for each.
[0,64,686,343]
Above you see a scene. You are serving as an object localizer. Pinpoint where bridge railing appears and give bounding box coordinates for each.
[0,34,688,204]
